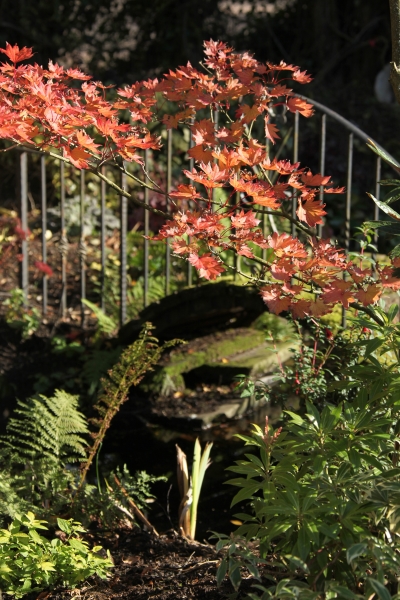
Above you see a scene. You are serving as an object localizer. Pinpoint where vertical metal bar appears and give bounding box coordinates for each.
[144,149,150,308]
[40,156,47,316]
[20,152,28,305]
[187,122,194,287]
[345,133,353,254]
[120,168,128,326]
[263,136,270,261]
[79,170,86,326]
[342,132,354,329]
[212,107,219,210]
[318,114,326,238]
[100,168,106,312]
[291,111,299,237]
[372,156,381,262]
[165,128,172,296]
[60,160,67,317]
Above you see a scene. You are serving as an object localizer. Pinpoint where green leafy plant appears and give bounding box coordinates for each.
[2,288,40,339]
[234,319,363,409]
[176,438,213,540]
[0,512,113,598]
[214,385,400,598]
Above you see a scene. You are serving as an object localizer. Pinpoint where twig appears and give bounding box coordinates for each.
[113,474,159,536]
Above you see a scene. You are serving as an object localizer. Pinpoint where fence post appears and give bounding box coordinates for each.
[40,155,47,315]
[165,129,172,296]
[372,156,381,265]
[60,159,68,318]
[20,152,28,305]
[291,111,299,237]
[144,149,149,308]
[120,168,128,326]
[100,168,106,312]
[79,170,87,326]
[342,132,354,328]
[318,114,326,238]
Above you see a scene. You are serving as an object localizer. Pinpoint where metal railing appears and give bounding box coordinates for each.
[9,94,400,328]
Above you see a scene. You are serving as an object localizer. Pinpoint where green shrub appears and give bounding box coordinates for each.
[0,512,113,598]
[214,305,400,598]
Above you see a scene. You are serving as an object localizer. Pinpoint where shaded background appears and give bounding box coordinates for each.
[0,1,392,102]
[0,1,396,148]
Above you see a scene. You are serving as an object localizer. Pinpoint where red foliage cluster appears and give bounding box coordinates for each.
[0,40,397,317]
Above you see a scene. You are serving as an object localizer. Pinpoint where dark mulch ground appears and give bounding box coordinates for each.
[49,529,257,600]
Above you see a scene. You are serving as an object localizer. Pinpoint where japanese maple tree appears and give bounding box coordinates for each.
[0,39,397,321]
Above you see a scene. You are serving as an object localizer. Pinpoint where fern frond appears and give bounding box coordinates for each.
[4,390,89,465]
[78,323,182,488]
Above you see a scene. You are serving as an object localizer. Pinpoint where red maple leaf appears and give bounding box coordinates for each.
[230,210,260,229]
[0,43,33,63]
[169,184,203,200]
[268,232,308,258]
[355,284,382,306]
[287,97,314,117]
[321,280,355,308]
[301,171,331,187]
[187,144,214,164]
[292,69,313,84]
[290,299,312,318]
[184,163,228,188]
[297,196,326,227]
[188,253,224,280]
[265,117,280,144]
[260,285,291,314]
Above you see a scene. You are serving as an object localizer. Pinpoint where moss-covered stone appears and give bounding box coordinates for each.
[156,327,297,393]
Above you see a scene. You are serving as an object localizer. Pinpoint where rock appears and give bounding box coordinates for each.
[118,281,266,342]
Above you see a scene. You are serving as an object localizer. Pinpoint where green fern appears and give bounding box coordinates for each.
[3,390,88,465]
[78,323,181,488]
[81,298,117,337]
[0,391,89,523]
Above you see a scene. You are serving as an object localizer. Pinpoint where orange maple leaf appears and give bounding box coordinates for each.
[287,97,314,117]
[261,288,292,315]
[265,117,280,144]
[230,210,260,229]
[297,196,326,227]
[301,171,331,187]
[184,163,228,188]
[268,232,308,258]
[290,299,312,319]
[188,253,224,280]
[169,184,203,200]
[0,42,33,63]
[63,147,92,169]
[321,280,355,308]
[292,69,313,84]
[187,144,214,164]
[355,284,382,307]
[236,103,261,124]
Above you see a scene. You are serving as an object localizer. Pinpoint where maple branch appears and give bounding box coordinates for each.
[93,167,170,218]
[389,0,400,105]
[259,209,317,238]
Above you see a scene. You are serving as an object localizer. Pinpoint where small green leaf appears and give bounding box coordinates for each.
[284,554,310,573]
[346,543,367,564]
[364,337,384,358]
[216,558,228,586]
[367,578,392,600]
